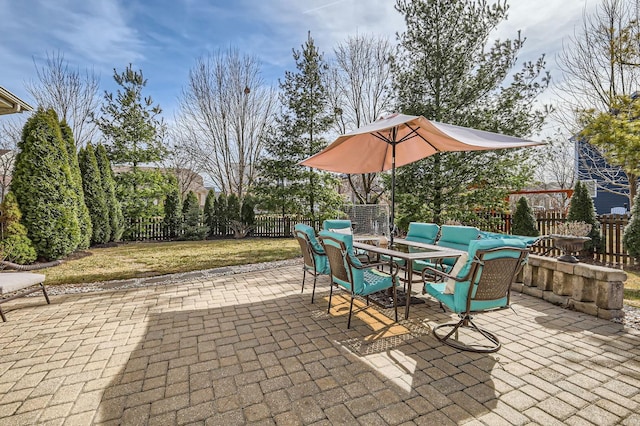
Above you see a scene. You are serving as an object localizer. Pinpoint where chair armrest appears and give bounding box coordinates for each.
[348,258,400,279]
[421,265,458,283]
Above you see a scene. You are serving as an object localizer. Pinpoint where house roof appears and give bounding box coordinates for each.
[0,86,33,115]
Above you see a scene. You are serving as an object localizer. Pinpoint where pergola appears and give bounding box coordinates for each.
[0,86,32,115]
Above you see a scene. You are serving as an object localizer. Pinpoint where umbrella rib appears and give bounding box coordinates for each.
[372,132,393,144]
[404,124,440,152]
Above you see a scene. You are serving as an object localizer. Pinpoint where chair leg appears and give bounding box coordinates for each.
[311,274,317,304]
[301,269,306,293]
[327,281,334,314]
[432,314,501,353]
[347,295,355,329]
[393,283,398,322]
[41,283,50,305]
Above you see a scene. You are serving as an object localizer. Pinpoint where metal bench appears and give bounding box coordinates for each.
[0,272,50,322]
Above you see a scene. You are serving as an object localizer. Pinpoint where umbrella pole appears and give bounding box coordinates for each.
[390,129,397,246]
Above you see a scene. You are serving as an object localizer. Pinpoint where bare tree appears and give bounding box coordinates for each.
[25,51,100,148]
[163,120,206,198]
[555,0,640,132]
[0,119,23,201]
[325,34,394,204]
[178,49,276,198]
[532,133,576,210]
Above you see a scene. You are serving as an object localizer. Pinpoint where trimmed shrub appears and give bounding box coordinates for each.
[79,144,110,245]
[95,144,124,241]
[0,192,37,264]
[203,190,215,237]
[511,197,539,237]
[60,120,91,249]
[164,185,182,239]
[567,181,602,253]
[214,193,228,236]
[11,108,81,260]
[181,191,208,240]
[241,195,255,228]
[227,193,240,223]
[623,191,640,260]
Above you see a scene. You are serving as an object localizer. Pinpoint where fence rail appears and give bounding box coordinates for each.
[123,212,634,267]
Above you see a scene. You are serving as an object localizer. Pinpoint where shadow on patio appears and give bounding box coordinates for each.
[96,289,500,425]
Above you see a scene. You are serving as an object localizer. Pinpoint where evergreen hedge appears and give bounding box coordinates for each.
[214,193,228,236]
[0,192,37,264]
[60,120,92,249]
[181,191,208,240]
[203,190,215,237]
[567,181,602,253]
[11,108,81,260]
[163,185,182,239]
[511,197,539,237]
[96,144,124,241]
[623,191,640,260]
[79,144,110,245]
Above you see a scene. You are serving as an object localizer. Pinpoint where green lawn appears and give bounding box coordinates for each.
[624,269,640,308]
[26,238,640,308]
[38,238,300,285]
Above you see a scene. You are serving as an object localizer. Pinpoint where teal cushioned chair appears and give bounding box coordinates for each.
[319,230,399,329]
[383,222,440,277]
[293,224,330,303]
[405,222,440,244]
[435,225,481,271]
[479,230,541,247]
[422,238,529,353]
[322,219,353,232]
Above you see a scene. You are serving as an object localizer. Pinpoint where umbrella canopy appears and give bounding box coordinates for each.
[300,113,543,174]
[299,113,544,242]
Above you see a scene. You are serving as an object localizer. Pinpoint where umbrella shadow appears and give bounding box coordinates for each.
[95,290,500,424]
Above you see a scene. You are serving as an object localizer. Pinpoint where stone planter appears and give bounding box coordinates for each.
[550,235,591,263]
[515,254,626,320]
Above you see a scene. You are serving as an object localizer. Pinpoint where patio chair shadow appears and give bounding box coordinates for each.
[96,290,500,424]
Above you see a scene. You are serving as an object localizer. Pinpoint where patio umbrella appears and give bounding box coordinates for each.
[300,113,544,243]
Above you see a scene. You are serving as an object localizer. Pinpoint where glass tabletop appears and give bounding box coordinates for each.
[387,242,438,254]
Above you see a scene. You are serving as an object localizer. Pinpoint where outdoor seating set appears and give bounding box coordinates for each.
[294,220,530,353]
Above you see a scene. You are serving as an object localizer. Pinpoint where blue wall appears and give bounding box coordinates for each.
[575,139,631,215]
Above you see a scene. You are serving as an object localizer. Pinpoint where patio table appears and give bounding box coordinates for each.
[353,238,465,319]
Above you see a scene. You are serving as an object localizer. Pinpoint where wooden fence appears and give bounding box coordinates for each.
[500,211,632,267]
[123,216,321,241]
[123,212,633,267]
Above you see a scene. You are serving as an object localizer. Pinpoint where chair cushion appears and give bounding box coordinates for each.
[329,227,352,235]
[425,282,508,313]
[361,269,395,295]
[294,224,329,274]
[406,222,439,244]
[444,252,469,294]
[479,231,539,246]
[294,223,324,254]
[0,273,46,294]
[322,220,352,231]
[439,225,480,245]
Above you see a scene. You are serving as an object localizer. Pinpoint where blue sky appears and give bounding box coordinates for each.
[1,0,597,127]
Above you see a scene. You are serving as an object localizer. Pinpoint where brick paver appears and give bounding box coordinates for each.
[0,263,639,425]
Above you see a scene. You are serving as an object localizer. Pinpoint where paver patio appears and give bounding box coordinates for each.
[0,262,639,425]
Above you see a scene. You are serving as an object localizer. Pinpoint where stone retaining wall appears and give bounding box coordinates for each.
[512,254,626,320]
